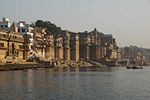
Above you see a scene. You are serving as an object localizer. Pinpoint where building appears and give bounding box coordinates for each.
[89,28,102,61]
[0,17,119,65]
[79,28,105,61]
[45,33,55,60]
[70,32,79,62]
[10,21,34,60]
[0,29,24,63]
[31,28,46,58]
[79,31,90,60]
[54,34,64,61]
[103,34,119,60]
[78,28,119,62]
[0,18,11,31]
[62,30,70,64]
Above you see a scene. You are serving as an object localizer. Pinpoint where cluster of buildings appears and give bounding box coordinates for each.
[120,46,146,66]
[0,18,119,65]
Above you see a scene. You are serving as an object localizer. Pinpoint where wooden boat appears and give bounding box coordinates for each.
[132,66,143,69]
[127,65,143,69]
[126,66,132,69]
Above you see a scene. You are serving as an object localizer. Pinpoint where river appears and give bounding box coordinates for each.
[0,67,150,100]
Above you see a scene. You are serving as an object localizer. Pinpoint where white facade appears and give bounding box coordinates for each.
[16,21,33,34]
[0,17,11,31]
[14,21,34,54]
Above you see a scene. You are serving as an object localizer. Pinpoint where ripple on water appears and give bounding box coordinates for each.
[0,67,150,100]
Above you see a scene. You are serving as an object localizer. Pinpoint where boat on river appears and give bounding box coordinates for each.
[127,65,143,69]
[126,52,144,69]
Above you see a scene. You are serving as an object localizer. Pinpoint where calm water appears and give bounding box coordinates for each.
[0,67,150,100]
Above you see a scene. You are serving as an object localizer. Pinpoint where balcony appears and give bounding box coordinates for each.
[9,35,24,42]
[0,34,9,40]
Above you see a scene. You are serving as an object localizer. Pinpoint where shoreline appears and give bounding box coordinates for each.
[0,62,147,71]
[0,62,109,71]
[0,63,38,71]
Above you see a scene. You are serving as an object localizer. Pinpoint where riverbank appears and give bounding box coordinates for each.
[0,62,38,71]
[0,60,107,71]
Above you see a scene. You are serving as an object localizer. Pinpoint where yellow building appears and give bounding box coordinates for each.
[55,34,64,61]
[0,30,8,63]
[70,32,79,62]
[31,28,46,57]
[45,34,55,60]
[62,31,70,64]
[0,29,24,63]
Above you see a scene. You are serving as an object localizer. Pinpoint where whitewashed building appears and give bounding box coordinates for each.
[0,17,11,31]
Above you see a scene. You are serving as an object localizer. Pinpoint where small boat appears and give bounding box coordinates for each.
[127,66,132,69]
[132,66,143,69]
[127,65,143,69]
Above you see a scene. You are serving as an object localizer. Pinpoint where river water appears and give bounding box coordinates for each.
[0,67,150,100]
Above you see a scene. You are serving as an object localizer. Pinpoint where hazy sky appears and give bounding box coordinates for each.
[0,0,150,48]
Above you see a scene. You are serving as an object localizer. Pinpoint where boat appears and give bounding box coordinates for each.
[126,52,144,69]
[132,66,143,69]
[127,65,143,69]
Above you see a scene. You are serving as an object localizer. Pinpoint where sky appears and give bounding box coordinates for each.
[0,0,150,48]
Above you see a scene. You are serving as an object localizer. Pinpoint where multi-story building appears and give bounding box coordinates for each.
[62,30,70,64]
[54,34,64,61]
[45,33,55,60]
[0,17,119,65]
[89,28,102,61]
[0,18,11,31]
[79,31,90,60]
[31,28,46,58]
[70,32,79,62]
[103,34,118,60]
[10,21,34,60]
[0,29,24,63]
[78,28,119,62]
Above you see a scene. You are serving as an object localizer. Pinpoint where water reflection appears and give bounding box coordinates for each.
[0,67,149,100]
[53,67,120,73]
[26,70,34,99]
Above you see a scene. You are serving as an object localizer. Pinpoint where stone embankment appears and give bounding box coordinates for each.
[0,60,107,71]
[0,62,38,71]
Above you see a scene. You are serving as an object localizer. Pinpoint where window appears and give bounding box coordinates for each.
[21,29,25,32]
[1,25,3,28]
[3,34,6,38]
[9,35,11,38]
[19,45,24,49]
[12,43,15,49]
[16,51,19,56]
[31,46,34,49]
[5,25,8,28]
[18,29,20,32]
[0,43,4,47]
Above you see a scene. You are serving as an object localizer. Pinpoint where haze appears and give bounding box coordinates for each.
[0,0,150,48]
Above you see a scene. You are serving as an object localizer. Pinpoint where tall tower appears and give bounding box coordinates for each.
[45,34,55,60]
[79,32,90,60]
[70,32,79,62]
[54,34,63,61]
[62,31,70,64]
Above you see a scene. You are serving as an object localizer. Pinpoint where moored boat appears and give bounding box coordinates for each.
[127,65,143,69]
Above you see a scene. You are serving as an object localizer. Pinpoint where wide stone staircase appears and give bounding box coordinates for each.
[28,53,51,67]
[86,60,103,67]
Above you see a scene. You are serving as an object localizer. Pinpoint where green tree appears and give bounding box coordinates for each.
[34,20,62,34]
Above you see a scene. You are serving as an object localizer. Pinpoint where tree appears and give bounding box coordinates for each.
[34,20,62,34]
